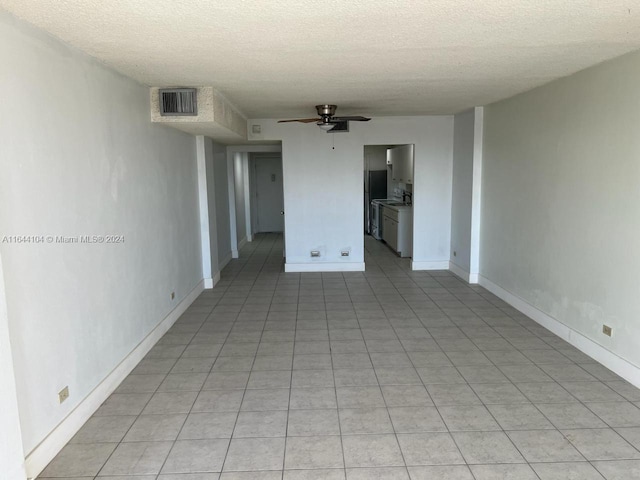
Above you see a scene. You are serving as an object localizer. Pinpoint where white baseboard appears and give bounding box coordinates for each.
[285,262,365,273]
[479,275,640,389]
[213,271,221,286]
[231,250,239,259]
[25,280,204,479]
[204,278,214,289]
[237,236,248,251]
[219,251,232,270]
[247,234,253,242]
[411,260,450,271]
[448,261,470,282]
[448,262,480,284]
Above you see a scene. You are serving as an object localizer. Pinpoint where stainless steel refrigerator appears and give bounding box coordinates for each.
[365,169,388,234]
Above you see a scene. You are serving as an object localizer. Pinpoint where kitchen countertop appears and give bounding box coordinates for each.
[380,202,412,212]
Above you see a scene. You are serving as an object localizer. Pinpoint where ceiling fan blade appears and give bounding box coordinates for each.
[331,116,371,122]
[277,118,320,123]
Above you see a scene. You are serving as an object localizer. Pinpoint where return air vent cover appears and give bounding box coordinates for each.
[328,121,349,133]
[159,88,198,116]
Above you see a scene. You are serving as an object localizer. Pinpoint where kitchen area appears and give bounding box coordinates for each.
[364,144,414,259]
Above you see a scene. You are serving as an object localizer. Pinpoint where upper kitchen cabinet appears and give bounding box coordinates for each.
[389,144,415,184]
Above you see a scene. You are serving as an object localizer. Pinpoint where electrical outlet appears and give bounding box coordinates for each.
[341,251,349,257]
[310,251,320,257]
[171,292,175,300]
[602,325,612,337]
[59,386,69,404]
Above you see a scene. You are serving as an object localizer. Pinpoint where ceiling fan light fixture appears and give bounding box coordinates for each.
[318,123,334,131]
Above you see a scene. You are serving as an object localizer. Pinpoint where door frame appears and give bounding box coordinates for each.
[362,143,415,265]
[225,144,282,257]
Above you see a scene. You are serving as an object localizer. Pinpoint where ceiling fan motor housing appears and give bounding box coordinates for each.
[316,104,337,121]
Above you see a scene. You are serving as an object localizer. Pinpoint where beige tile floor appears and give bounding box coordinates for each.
[39,233,640,479]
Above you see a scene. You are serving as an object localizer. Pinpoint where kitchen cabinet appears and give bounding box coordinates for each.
[389,144,414,184]
[383,213,398,251]
[381,205,412,257]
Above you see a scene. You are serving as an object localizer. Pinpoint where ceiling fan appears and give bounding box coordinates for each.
[278,105,371,131]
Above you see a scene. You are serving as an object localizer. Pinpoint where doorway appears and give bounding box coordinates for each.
[250,154,284,234]
[363,144,414,266]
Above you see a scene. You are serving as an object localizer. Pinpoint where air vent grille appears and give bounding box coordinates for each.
[328,121,349,133]
[159,88,198,116]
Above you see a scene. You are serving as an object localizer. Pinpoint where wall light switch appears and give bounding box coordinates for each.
[341,251,350,257]
[310,251,320,257]
[252,125,261,134]
[171,292,175,300]
[602,325,612,337]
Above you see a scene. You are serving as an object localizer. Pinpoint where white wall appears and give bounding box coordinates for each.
[0,254,26,480]
[481,49,640,381]
[0,11,202,460]
[210,140,232,267]
[204,137,219,277]
[450,109,475,273]
[469,107,484,281]
[200,136,236,278]
[234,152,248,245]
[249,117,453,271]
[196,136,214,288]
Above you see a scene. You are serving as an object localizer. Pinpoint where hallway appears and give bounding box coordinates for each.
[40,234,640,479]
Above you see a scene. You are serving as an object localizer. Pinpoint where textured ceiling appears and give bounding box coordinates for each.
[2,0,640,118]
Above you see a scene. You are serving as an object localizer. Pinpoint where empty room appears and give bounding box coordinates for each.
[2,1,640,479]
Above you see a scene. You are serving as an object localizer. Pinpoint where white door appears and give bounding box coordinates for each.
[254,157,284,232]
